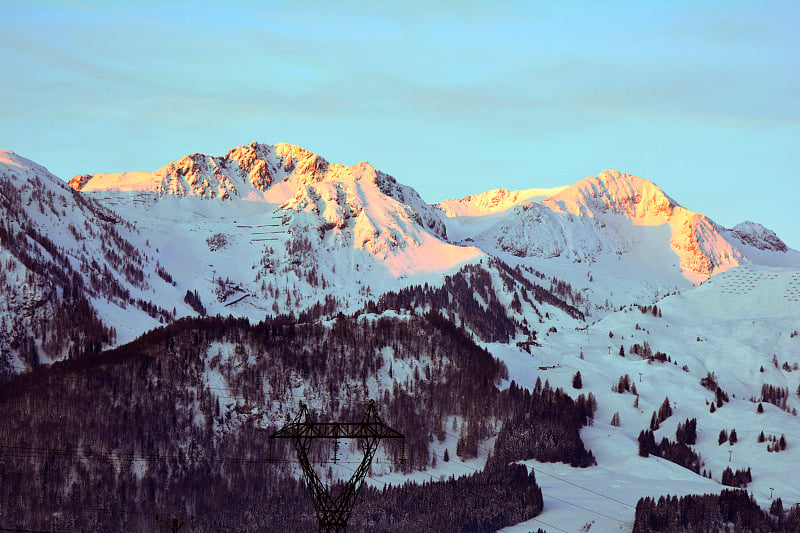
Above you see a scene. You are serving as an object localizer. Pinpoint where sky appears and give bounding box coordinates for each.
[1,0,798,248]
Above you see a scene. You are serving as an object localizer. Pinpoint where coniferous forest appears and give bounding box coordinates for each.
[0,312,590,531]
[632,490,800,532]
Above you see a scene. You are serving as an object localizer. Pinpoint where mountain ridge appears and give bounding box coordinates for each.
[63,143,797,278]
[0,145,799,531]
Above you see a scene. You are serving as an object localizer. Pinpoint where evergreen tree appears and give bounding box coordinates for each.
[572,371,582,389]
[675,418,697,445]
[770,498,784,518]
[718,429,728,445]
[657,397,672,423]
[649,412,659,431]
[638,430,656,457]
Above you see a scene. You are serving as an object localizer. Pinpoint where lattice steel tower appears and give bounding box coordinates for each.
[270,400,405,532]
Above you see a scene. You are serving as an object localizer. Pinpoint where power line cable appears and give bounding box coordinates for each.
[542,493,632,527]
[529,466,635,510]
[528,516,571,533]
[417,454,632,528]
[1,442,636,530]
[438,429,635,511]
[0,442,405,467]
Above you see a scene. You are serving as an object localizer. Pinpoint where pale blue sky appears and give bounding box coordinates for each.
[2,1,798,247]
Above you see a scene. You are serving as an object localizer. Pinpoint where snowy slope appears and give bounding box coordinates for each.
[436,185,568,217]
[70,142,304,198]
[349,264,800,532]
[3,145,799,530]
[73,142,477,276]
[486,264,800,532]
[444,169,798,288]
[8,145,799,371]
[0,151,177,374]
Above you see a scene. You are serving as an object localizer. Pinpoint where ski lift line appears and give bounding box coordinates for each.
[0,495,152,518]
[528,517,571,533]
[0,443,399,468]
[529,467,635,510]
[1,449,275,466]
[542,493,632,526]
[204,388,374,404]
[439,430,635,511]
[204,388,362,403]
[0,444,272,466]
[337,461,389,487]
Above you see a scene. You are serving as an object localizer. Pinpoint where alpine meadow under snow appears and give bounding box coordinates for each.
[0,143,799,532]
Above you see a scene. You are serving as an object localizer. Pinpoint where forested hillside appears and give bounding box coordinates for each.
[0,312,594,531]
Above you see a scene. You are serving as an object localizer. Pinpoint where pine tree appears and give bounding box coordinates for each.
[721,466,733,486]
[770,498,784,518]
[572,371,582,389]
[718,429,728,445]
[657,397,672,423]
[729,428,737,445]
[443,448,449,462]
[610,412,621,427]
[676,418,697,445]
[638,430,656,457]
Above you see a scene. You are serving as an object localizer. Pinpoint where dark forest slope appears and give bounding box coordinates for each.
[0,312,594,531]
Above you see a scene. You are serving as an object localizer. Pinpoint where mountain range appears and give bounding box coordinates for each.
[0,143,798,531]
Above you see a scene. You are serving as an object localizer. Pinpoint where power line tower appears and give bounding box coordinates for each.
[270,399,405,532]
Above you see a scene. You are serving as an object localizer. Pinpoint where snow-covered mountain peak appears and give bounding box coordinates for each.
[437,185,568,217]
[71,142,273,198]
[66,142,472,281]
[1,150,54,178]
[441,169,773,283]
[0,150,25,168]
[277,156,457,270]
[730,221,789,253]
[546,169,677,222]
[68,142,398,202]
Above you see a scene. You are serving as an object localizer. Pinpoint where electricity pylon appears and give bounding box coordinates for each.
[270,400,405,532]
